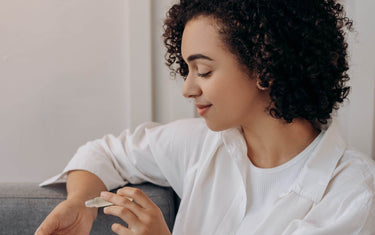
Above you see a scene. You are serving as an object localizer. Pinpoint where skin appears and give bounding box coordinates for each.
[181,16,320,168]
[35,171,170,235]
[35,170,106,235]
[100,188,171,235]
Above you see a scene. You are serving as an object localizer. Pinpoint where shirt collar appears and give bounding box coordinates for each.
[221,118,347,204]
[290,119,347,203]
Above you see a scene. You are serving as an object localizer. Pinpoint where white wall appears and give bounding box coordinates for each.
[0,0,130,182]
[151,0,195,123]
[337,0,375,158]
[0,0,373,183]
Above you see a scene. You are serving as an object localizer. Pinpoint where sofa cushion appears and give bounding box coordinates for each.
[0,182,177,234]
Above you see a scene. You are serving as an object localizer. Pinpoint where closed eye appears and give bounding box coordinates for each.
[197,71,212,78]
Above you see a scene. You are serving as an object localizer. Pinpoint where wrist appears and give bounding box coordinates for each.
[67,192,95,202]
[66,197,99,221]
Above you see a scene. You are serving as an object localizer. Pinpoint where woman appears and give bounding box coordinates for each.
[35,0,375,234]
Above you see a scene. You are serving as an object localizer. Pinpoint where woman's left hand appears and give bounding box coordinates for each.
[100,187,172,235]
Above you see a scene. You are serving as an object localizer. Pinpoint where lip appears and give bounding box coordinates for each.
[196,104,212,116]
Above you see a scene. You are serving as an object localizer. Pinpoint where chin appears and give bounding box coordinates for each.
[204,119,231,132]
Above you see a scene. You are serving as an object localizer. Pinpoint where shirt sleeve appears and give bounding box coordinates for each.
[40,118,208,196]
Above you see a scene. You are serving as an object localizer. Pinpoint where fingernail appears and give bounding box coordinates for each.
[100,191,109,198]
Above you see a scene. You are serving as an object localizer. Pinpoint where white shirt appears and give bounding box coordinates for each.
[237,131,323,234]
[41,118,375,235]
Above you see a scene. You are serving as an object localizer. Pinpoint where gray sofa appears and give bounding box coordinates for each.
[0,182,179,235]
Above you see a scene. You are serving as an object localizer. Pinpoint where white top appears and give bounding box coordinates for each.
[41,118,375,235]
[237,131,323,234]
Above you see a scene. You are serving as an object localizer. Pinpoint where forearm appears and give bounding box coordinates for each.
[66,170,107,202]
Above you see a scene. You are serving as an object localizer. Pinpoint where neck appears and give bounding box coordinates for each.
[241,117,320,168]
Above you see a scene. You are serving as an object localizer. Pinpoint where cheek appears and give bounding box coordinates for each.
[218,84,255,109]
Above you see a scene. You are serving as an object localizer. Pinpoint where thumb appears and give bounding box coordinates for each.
[34,215,59,235]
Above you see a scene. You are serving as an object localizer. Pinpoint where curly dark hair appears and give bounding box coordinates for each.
[163,0,353,125]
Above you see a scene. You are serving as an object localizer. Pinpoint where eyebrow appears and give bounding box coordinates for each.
[186,54,213,62]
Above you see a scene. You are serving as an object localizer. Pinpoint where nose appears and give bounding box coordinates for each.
[182,74,202,98]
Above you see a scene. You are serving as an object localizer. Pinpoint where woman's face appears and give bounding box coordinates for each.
[181,16,270,131]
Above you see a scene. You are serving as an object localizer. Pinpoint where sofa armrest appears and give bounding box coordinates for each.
[0,182,177,234]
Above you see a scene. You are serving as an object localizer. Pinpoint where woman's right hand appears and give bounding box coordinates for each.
[34,198,98,235]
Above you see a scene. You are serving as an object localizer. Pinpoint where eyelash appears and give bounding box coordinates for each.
[197,71,212,78]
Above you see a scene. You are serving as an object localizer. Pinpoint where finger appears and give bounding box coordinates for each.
[103,205,140,228]
[101,191,143,215]
[116,187,156,210]
[111,223,132,235]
